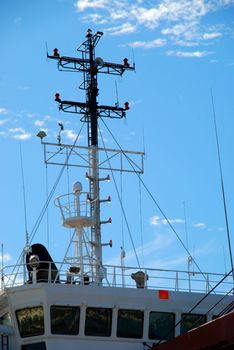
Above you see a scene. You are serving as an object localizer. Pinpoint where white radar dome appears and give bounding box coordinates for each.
[73,181,82,193]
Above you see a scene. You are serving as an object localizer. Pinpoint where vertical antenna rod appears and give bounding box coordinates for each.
[210,88,234,283]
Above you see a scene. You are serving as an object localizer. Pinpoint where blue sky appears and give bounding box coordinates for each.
[0,0,234,281]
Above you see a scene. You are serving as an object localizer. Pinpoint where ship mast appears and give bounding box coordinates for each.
[44,29,143,285]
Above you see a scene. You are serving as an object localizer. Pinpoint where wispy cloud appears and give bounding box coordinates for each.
[0,108,9,115]
[150,215,184,226]
[193,222,206,229]
[63,129,78,141]
[202,32,222,40]
[106,232,174,266]
[128,38,166,49]
[75,0,108,11]
[105,23,137,35]
[0,253,12,263]
[166,50,213,58]
[9,127,32,140]
[0,119,9,126]
[34,120,45,127]
[75,0,233,52]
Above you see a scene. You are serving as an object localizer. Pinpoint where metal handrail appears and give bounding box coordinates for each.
[1,261,232,295]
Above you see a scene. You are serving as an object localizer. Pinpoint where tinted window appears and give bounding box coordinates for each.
[180,313,207,334]
[51,306,80,335]
[149,312,175,340]
[16,306,44,338]
[117,309,143,338]
[21,342,46,350]
[85,307,112,337]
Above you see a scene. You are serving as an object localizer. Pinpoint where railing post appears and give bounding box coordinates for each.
[206,273,209,293]
[175,271,179,291]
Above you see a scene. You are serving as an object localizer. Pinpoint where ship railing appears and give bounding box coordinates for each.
[1,261,233,295]
[54,192,91,221]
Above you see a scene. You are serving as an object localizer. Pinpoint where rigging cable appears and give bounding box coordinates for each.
[155,266,234,346]
[45,165,50,250]
[29,123,85,243]
[139,176,145,268]
[210,88,234,283]
[120,171,125,249]
[100,117,215,289]
[98,123,141,269]
[19,142,29,245]
[11,124,85,283]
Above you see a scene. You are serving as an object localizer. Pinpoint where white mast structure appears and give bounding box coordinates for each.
[40,29,144,285]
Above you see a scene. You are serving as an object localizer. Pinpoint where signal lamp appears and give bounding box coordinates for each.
[124,102,129,110]
[55,93,61,102]
[109,240,113,248]
[123,58,129,67]
[53,48,59,57]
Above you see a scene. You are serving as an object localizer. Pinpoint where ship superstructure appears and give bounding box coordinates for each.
[0,30,233,350]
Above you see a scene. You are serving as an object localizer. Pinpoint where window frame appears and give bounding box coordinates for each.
[50,305,80,335]
[16,306,45,338]
[117,308,144,339]
[180,313,207,335]
[148,311,175,340]
[84,307,112,337]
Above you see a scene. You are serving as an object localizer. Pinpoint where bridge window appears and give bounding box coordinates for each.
[180,313,207,334]
[149,311,175,340]
[21,342,46,349]
[85,307,112,337]
[16,306,44,338]
[51,306,80,335]
[117,309,143,338]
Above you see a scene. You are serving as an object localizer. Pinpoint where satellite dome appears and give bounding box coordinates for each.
[95,57,104,66]
[73,182,82,193]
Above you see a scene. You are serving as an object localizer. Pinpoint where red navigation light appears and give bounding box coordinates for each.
[124,102,130,110]
[123,58,129,67]
[53,48,59,57]
[55,93,61,102]
[109,240,112,247]
[158,290,169,300]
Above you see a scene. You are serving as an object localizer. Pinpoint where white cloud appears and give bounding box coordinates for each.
[74,0,234,50]
[193,222,206,228]
[75,0,108,11]
[202,32,222,39]
[0,108,9,115]
[105,23,137,35]
[0,118,9,126]
[82,13,107,24]
[167,50,213,57]
[150,216,184,225]
[162,218,184,225]
[106,232,174,266]
[63,129,77,141]
[34,120,45,127]
[0,253,12,263]
[13,133,32,140]
[150,215,161,225]
[9,127,32,140]
[175,40,199,47]
[128,38,166,49]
